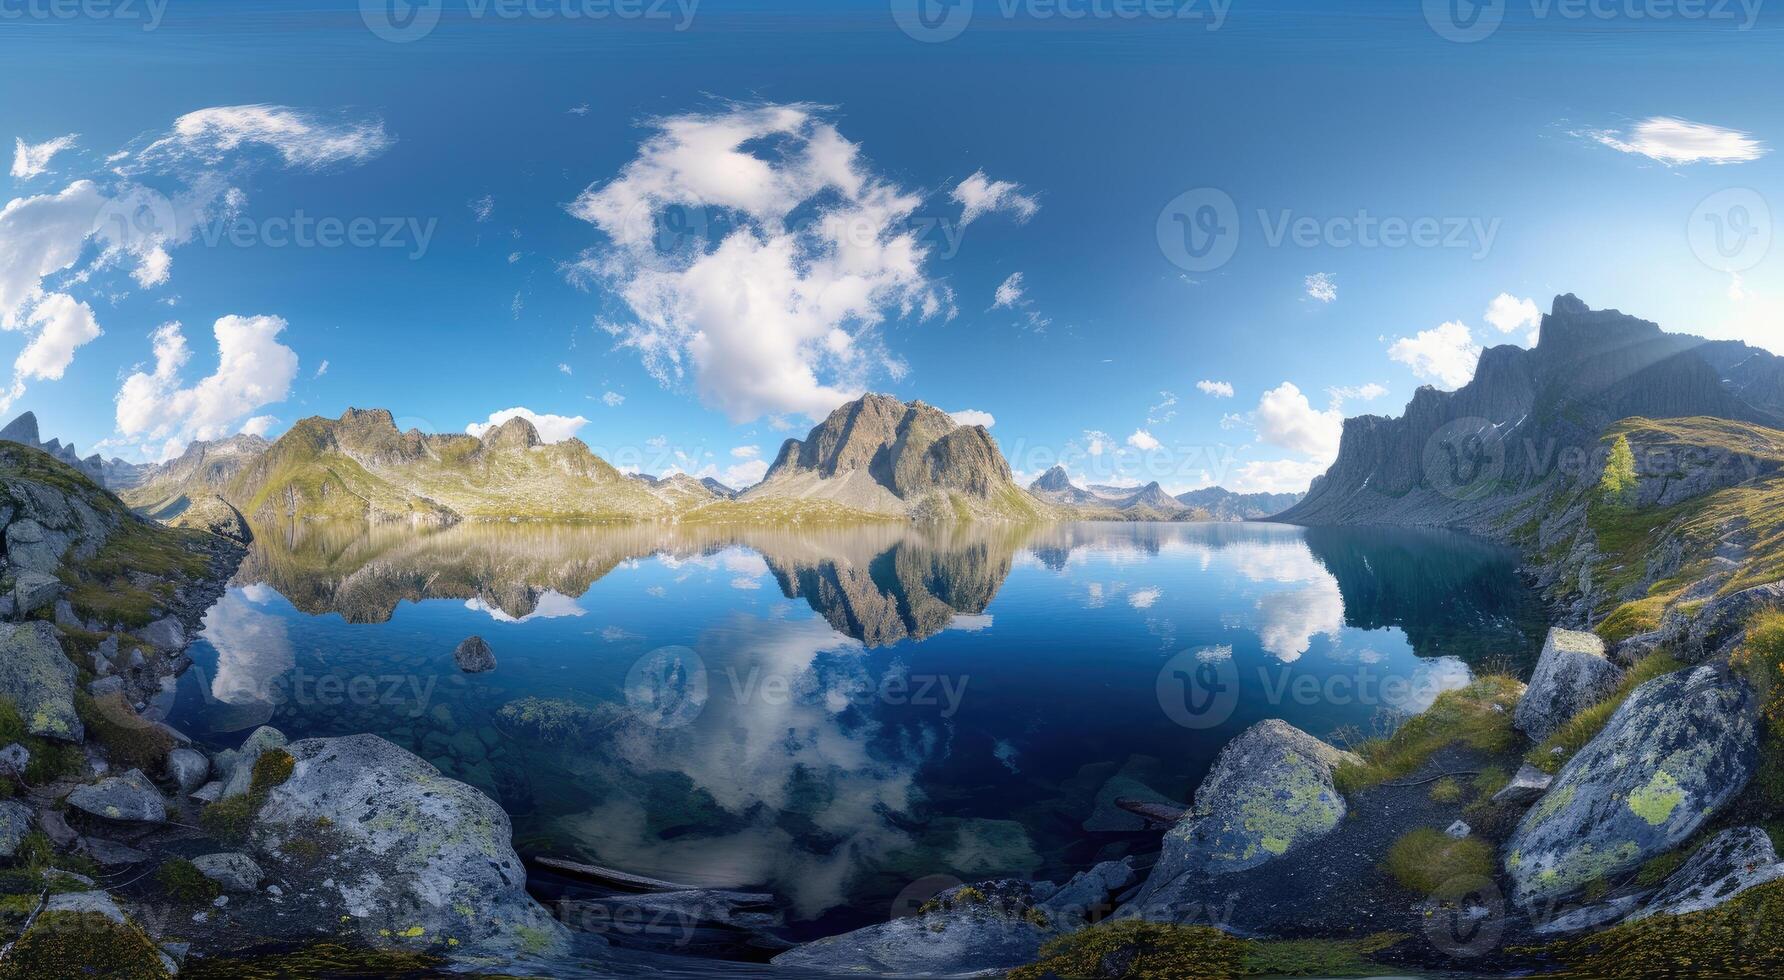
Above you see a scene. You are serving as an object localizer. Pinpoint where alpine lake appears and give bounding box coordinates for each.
[161,519,1548,946]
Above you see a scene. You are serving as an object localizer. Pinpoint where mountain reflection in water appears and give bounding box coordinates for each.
[168,520,1546,935]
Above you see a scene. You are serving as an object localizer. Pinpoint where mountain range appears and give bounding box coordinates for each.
[1027,466,1302,521]
[0,411,144,488]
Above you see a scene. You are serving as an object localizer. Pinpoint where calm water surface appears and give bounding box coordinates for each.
[166,520,1545,938]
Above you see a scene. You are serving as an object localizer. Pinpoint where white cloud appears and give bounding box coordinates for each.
[1388,321,1481,389]
[1229,457,1328,495]
[240,414,278,437]
[1147,391,1177,424]
[136,105,393,171]
[464,407,591,444]
[1196,379,1235,398]
[567,104,953,423]
[950,409,995,428]
[1484,292,1541,345]
[11,135,78,180]
[1327,382,1387,403]
[12,292,100,384]
[1127,587,1162,609]
[991,272,1024,309]
[950,169,1039,228]
[1255,381,1342,462]
[1127,429,1160,451]
[1589,116,1766,166]
[730,444,761,459]
[1304,272,1337,303]
[601,390,625,407]
[558,362,572,375]
[114,315,300,450]
[1083,430,1112,456]
[314,359,329,377]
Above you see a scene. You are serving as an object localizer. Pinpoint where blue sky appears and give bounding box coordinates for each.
[2,0,1780,492]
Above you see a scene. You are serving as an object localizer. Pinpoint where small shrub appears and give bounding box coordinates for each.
[250,748,295,794]
[75,691,174,773]
[1009,920,1404,980]
[1428,777,1464,804]
[1381,828,1494,898]
[199,794,258,845]
[1540,877,1784,976]
[157,858,220,903]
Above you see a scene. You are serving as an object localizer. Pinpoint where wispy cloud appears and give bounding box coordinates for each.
[1304,272,1337,303]
[951,169,1039,228]
[10,134,78,180]
[1196,379,1234,398]
[1588,116,1766,166]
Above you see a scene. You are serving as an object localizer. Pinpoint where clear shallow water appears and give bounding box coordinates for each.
[166,520,1545,937]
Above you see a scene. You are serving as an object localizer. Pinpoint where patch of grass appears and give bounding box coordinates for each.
[64,517,214,629]
[0,696,89,784]
[1732,612,1784,817]
[1633,850,1688,887]
[1333,675,1523,795]
[199,748,296,846]
[1428,776,1464,804]
[1009,921,1406,980]
[1526,652,1684,774]
[1595,593,1672,645]
[157,858,221,903]
[75,691,174,773]
[250,747,295,793]
[1381,828,1495,898]
[180,943,445,979]
[1471,766,1511,800]
[1538,877,1784,976]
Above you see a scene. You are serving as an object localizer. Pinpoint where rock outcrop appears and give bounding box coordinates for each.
[0,621,82,741]
[1514,628,1622,743]
[1630,826,1784,921]
[66,769,168,823]
[1504,663,1759,908]
[0,411,109,485]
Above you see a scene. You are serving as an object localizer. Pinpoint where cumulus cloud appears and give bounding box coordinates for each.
[1304,272,1337,303]
[1484,292,1541,345]
[1196,379,1235,398]
[730,444,760,459]
[1229,457,1330,495]
[1388,320,1481,389]
[1589,116,1766,166]
[11,134,78,180]
[949,409,995,428]
[464,407,591,443]
[240,415,278,437]
[11,293,100,384]
[1083,430,1112,456]
[135,105,393,171]
[567,104,954,423]
[950,169,1039,228]
[1127,429,1160,451]
[114,315,301,452]
[1255,381,1342,462]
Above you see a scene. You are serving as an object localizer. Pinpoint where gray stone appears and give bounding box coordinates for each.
[1515,628,1622,743]
[1680,581,1784,662]
[192,852,264,893]
[772,879,1059,976]
[0,742,28,778]
[1532,893,1648,936]
[45,890,126,925]
[133,616,186,652]
[11,571,62,616]
[53,599,82,629]
[1038,859,1136,924]
[78,836,150,866]
[191,780,224,804]
[250,733,568,959]
[0,620,83,741]
[218,725,288,799]
[88,675,125,698]
[1492,762,1555,806]
[67,768,168,823]
[1446,820,1472,839]
[35,808,77,847]
[1630,827,1784,921]
[167,747,209,794]
[6,518,72,576]
[453,635,497,673]
[1504,663,1759,909]
[0,800,34,858]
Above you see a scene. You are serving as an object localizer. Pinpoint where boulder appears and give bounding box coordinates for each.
[191,780,224,804]
[0,800,35,858]
[166,747,209,795]
[1139,720,1360,897]
[1680,581,1784,662]
[1491,763,1554,806]
[772,879,1059,976]
[66,769,168,824]
[192,852,264,893]
[216,725,288,799]
[0,742,29,778]
[77,836,150,867]
[45,890,126,925]
[0,620,83,741]
[1515,628,1621,743]
[133,616,186,653]
[1630,827,1784,921]
[453,635,497,673]
[1037,859,1136,923]
[11,572,63,616]
[1504,664,1758,908]
[251,734,568,959]
[5,518,72,576]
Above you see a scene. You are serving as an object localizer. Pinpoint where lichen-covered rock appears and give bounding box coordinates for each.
[1630,827,1784,921]
[1679,581,1784,662]
[772,879,1060,976]
[0,799,34,857]
[1038,859,1137,923]
[0,742,29,778]
[453,635,496,673]
[192,852,265,893]
[1139,720,1360,898]
[1515,628,1621,743]
[66,769,167,823]
[1503,663,1758,909]
[251,734,569,960]
[216,725,287,799]
[0,620,83,742]
[166,746,209,795]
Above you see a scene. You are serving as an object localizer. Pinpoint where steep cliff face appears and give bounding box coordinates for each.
[746,394,1049,522]
[1278,295,1783,533]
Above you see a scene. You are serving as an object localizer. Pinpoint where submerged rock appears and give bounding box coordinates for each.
[454,635,497,673]
[1138,720,1360,903]
[1515,628,1621,743]
[772,879,1059,976]
[0,620,83,741]
[67,769,168,824]
[251,733,569,960]
[1630,826,1784,921]
[1504,663,1758,908]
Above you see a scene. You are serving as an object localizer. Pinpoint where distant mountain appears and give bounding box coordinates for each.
[742,394,1050,522]
[1027,466,1208,521]
[1175,486,1303,521]
[0,411,112,486]
[1277,294,1784,532]
[1028,465,1102,505]
[122,434,271,519]
[629,472,736,508]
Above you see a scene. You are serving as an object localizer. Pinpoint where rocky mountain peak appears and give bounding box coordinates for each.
[1031,465,1073,492]
[1,412,41,445]
[481,416,542,451]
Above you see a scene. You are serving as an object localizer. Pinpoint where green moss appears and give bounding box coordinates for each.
[199,793,260,845]
[1539,877,1784,976]
[1634,849,1688,887]
[0,910,172,979]
[1527,651,1684,774]
[76,691,175,773]
[1333,675,1522,794]
[250,747,295,794]
[1381,828,1495,897]
[178,943,445,979]
[1009,921,1406,980]
[157,858,221,903]
[1428,776,1464,804]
